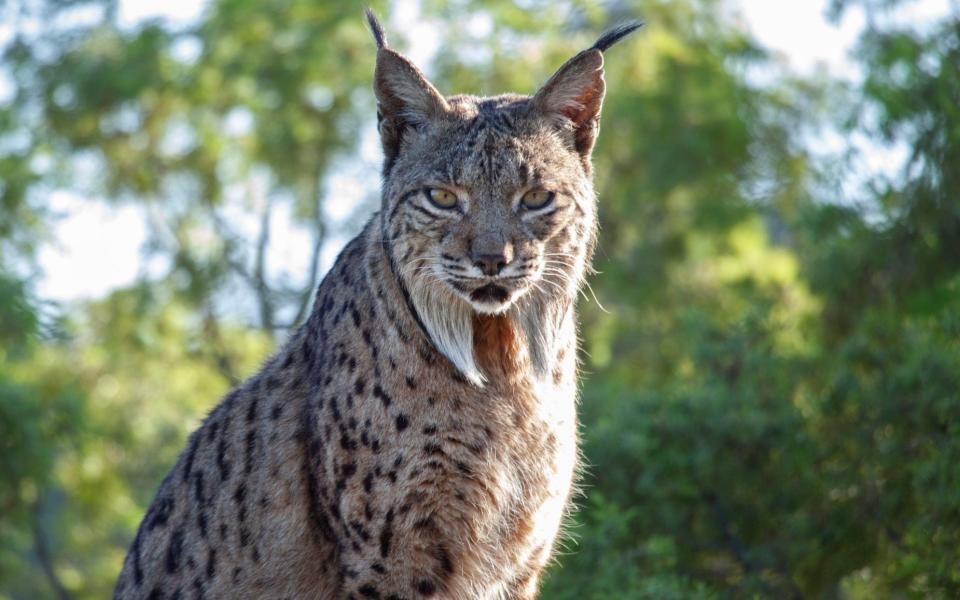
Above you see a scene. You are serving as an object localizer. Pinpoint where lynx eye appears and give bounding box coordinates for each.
[520,190,555,210]
[426,188,458,209]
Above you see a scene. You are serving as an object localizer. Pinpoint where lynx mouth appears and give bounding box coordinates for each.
[465,283,517,314]
[442,276,524,314]
[470,284,510,304]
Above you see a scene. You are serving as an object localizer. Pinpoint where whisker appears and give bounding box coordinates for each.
[540,266,589,303]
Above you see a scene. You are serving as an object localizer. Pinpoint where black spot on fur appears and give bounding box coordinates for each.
[205,547,216,579]
[182,434,199,483]
[165,529,184,573]
[379,508,394,558]
[350,520,371,542]
[233,482,247,523]
[433,544,454,576]
[373,385,392,407]
[196,510,208,539]
[415,579,437,596]
[330,396,342,422]
[216,421,232,482]
[244,428,257,474]
[146,496,174,531]
[341,433,358,451]
[233,482,246,505]
[413,517,433,530]
[351,306,362,328]
[192,471,205,505]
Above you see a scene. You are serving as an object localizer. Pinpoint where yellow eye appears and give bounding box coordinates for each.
[520,189,554,210]
[427,188,458,209]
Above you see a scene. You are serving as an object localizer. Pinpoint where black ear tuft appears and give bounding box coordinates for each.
[590,20,644,53]
[365,8,388,49]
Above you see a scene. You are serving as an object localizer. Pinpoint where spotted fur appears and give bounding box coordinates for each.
[113,12,639,600]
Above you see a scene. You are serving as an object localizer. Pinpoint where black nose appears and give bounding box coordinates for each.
[473,253,508,276]
[470,232,513,276]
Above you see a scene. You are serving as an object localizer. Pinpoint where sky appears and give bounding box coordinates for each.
[5,0,954,303]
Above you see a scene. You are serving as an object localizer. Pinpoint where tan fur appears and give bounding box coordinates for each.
[474,314,527,381]
[113,13,638,600]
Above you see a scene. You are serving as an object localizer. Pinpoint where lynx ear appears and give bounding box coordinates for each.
[533,21,643,158]
[366,10,449,172]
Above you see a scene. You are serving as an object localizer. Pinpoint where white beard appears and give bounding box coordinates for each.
[405,266,578,386]
[406,273,486,386]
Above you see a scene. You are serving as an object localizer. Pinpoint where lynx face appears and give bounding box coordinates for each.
[370,17,637,384]
[384,94,597,316]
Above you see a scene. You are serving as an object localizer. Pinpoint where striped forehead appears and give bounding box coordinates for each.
[443,98,535,187]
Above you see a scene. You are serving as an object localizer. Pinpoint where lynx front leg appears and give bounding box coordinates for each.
[337,509,460,599]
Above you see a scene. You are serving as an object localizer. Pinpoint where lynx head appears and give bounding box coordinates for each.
[366,11,640,385]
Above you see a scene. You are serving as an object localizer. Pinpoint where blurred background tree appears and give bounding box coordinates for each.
[1,0,958,598]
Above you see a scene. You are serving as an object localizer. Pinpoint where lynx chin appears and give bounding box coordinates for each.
[113,10,641,600]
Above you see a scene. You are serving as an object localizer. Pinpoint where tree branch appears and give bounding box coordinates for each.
[703,490,756,576]
[202,303,241,387]
[701,489,804,600]
[32,497,74,600]
[290,206,326,328]
[252,193,276,332]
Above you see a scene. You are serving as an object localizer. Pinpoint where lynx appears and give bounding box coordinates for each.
[113,11,639,600]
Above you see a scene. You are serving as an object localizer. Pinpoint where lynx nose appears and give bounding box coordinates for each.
[471,233,513,276]
[473,253,508,276]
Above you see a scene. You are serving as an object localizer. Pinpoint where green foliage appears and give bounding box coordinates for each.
[1,0,959,598]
